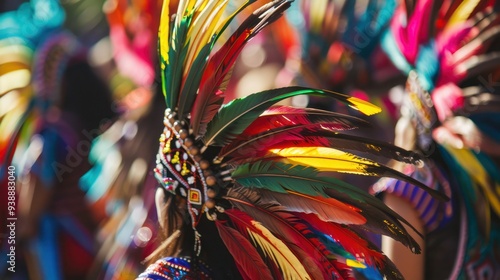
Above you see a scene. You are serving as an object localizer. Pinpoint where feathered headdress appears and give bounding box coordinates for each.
[290,0,399,90]
[140,0,448,279]
[379,0,500,215]
[0,0,74,177]
[381,0,500,151]
[374,2,500,278]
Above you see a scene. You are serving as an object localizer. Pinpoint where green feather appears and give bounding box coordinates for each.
[232,161,364,198]
[177,41,214,120]
[165,13,193,109]
[203,86,364,146]
[231,160,423,242]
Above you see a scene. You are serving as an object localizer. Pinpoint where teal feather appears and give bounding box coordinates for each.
[415,40,438,91]
[381,31,413,75]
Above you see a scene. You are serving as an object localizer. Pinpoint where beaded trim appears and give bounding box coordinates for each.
[136,257,212,280]
[154,109,228,255]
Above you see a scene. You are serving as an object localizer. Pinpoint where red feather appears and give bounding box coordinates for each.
[296,213,388,268]
[222,125,422,166]
[220,124,328,161]
[240,105,366,136]
[192,1,292,137]
[191,31,248,137]
[215,220,273,280]
[224,209,311,280]
[228,198,342,279]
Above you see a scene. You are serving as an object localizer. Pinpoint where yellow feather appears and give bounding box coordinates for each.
[186,0,214,40]
[269,147,380,175]
[441,145,500,217]
[159,0,170,64]
[310,0,327,33]
[204,0,228,42]
[185,0,198,15]
[193,0,206,11]
[347,96,382,116]
[346,259,367,269]
[0,100,27,142]
[213,0,252,37]
[446,0,481,29]
[175,0,189,27]
[248,221,311,280]
[184,0,227,76]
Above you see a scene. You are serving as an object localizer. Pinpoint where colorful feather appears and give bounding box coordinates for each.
[226,188,403,279]
[203,86,381,146]
[239,105,369,136]
[191,0,291,135]
[220,124,424,165]
[296,213,403,280]
[215,220,274,280]
[231,160,422,245]
[258,189,368,225]
[225,209,311,280]
[441,145,500,216]
[225,198,342,279]
[267,147,448,201]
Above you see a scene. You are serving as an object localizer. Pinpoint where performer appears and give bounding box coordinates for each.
[372,1,500,279]
[0,1,115,278]
[137,0,448,279]
[79,0,168,277]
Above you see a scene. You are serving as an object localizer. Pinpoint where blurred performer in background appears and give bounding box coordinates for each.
[372,1,500,279]
[79,0,170,278]
[0,0,115,278]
